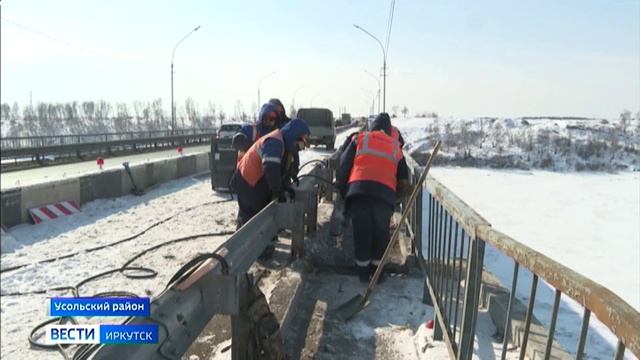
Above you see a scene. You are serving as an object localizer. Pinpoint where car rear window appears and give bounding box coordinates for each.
[220,124,242,131]
[297,110,333,127]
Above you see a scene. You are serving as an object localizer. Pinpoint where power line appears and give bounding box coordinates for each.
[1,16,98,55]
[385,0,396,56]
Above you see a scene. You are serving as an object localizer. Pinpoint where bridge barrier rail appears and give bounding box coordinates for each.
[0,128,216,149]
[404,152,640,360]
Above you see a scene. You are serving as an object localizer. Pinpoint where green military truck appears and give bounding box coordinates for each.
[296,108,336,150]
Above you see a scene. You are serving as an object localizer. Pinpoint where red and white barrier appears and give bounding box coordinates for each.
[28,201,81,224]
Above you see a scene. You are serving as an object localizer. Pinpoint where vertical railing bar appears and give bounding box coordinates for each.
[468,239,485,349]
[429,195,435,280]
[444,213,454,333]
[613,341,626,360]
[543,290,562,360]
[501,262,519,360]
[575,309,591,360]
[438,205,447,306]
[453,231,466,346]
[416,179,423,258]
[448,221,460,336]
[434,201,446,341]
[519,274,539,360]
[435,202,443,297]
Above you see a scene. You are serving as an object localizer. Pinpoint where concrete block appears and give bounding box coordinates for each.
[91,169,123,200]
[79,174,96,205]
[177,155,197,178]
[153,159,178,184]
[121,163,147,194]
[21,178,80,223]
[195,153,210,173]
[1,188,22,228]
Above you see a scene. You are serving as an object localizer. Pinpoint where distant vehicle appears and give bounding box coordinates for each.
[341,113,352,124]
[217,123,243,139]
[296,108,336,150]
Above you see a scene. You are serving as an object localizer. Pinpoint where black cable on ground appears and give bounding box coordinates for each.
[19,231,235,360]
[1,197,233,274]
[1,231,234,298]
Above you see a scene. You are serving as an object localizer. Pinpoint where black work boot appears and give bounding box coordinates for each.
[357,265,370,283]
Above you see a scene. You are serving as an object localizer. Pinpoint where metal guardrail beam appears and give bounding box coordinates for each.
[0,128,216,149]
[89,199,305,360]
[1,133,214,159]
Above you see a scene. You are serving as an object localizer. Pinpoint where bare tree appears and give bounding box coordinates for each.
[401,106,408,118]
[185,97,199,128]
[234,100,245,122]
[619,110,631,135]
[491,121,505,149]
[115,103,130,132]
[151,98,164,130]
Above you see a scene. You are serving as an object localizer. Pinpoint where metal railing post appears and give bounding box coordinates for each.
[231,273,253,360]
[457,237,485,360]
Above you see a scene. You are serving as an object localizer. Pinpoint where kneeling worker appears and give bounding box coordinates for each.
[337,113,410,282]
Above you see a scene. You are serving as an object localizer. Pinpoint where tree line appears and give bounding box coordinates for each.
[0,98,237,137]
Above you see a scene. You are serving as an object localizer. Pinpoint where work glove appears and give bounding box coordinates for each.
[273,187,296,203]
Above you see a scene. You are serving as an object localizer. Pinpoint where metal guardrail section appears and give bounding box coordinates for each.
[90,199,305,360]
[1,128,216,149]
[404,154,640,360]
[1,133,215,159]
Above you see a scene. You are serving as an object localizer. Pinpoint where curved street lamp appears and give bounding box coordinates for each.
[257,71,277,113]
[171,25,201,136]
[364,69,381,113]
[353,24,387,113]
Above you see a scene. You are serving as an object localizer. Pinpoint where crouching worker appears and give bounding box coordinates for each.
[336,113,410,283]
[230,119,310,256]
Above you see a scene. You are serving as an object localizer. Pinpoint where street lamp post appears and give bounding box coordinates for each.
[257,71,277,113]
[364,69,381,113]
[171,25,201,136]
[353,24,387,113]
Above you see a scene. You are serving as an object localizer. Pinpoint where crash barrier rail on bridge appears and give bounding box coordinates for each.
[0,152,210,228]
[1,132,215,160]
[403,154,640,360]
[0,128,215,150]
[90,157,334,359]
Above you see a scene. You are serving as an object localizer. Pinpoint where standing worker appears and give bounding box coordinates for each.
[268,98,290,128]
[232,103,278,162]
[337,113,410,282]
[231,118,311,229]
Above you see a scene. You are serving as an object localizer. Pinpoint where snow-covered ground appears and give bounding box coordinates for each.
[393,116,640,172]
[1,176,238,359]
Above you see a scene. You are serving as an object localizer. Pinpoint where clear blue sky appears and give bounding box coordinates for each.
[1,0,639,118]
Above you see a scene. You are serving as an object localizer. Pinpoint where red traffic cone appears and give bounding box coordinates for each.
[425,319,434,329]
[96,157,104,170]
[177,146,184,155]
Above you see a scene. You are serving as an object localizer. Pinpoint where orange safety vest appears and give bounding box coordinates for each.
[348,131,402,191]
[237,124,262,164]
[237,130,284,187]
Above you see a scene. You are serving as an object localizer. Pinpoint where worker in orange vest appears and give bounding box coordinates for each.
[336,113,410,282]
[232,103,278,163]
[231,118,310,229]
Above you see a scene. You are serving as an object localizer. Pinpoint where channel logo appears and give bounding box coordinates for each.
[45,324,158,345]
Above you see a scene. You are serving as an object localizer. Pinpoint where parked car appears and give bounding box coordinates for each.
[217,123,243,139]
[296,108,336,150]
